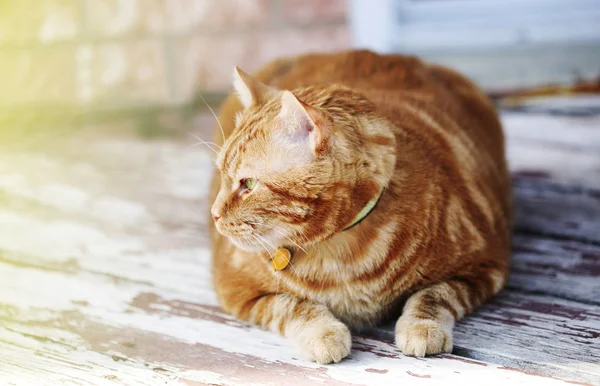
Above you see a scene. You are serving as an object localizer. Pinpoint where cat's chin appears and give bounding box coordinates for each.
[228,236,268,253]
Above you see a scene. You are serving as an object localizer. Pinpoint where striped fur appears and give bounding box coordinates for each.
[208,51,511,364]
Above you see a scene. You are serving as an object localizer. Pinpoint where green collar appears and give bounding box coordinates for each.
[343,188,385,231]
[272,188,384,271]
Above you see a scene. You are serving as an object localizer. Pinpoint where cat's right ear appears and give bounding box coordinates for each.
[279,91,331,156]
[233,67,275,109]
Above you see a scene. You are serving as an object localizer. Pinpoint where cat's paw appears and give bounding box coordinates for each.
[395,318,453,357]
[296,321,352,364]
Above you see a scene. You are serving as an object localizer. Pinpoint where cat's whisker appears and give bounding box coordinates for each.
[274,269,281,297]
[256,234,277,252]
[187,141,220,155]
[188,132,222,149]
[295,228,312,247]
[197,92,226,144]
[256,233,308,287]
[274,227,309,254]
[286,259,309,287]
[288,226,311,246]
[238,235,250,250]
[251,234,273,259]
[187,132,221,155]
[250,234,282,295]
[248,222,307,254]
[252,227,312,287]
[248,235,275,266]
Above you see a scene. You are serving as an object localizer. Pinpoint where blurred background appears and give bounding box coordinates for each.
[2,0,598,137]
[1,0,350,137]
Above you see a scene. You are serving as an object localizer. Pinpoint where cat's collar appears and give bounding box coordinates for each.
[271,188,385,271]
[343,187,385,231]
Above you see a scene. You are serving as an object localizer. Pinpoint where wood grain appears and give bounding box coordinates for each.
[368,166,600,384]
[513,178,600,244]
[370,290,600,384]
[0,98,599,385]
[510,234,600,304]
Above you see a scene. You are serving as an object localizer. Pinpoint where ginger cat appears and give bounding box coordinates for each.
[209,50,511,364]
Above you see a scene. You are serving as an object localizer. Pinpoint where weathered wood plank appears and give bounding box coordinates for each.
[0,269,588,386]
[1,135,570,386]
[365,171,600,384]
[503,111,600,155]
[1,97,599,385]
[506,175,600,305]
[512,177,600,244]
[510,235,600,304]
[369,290,600,385]
[501,95,600,117]
[503,103,600,188]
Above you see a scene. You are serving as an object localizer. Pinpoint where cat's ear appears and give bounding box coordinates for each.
[279,90,330,154]
[233,67,275,109]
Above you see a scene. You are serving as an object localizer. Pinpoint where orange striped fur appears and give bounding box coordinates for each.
[209,50,511,363]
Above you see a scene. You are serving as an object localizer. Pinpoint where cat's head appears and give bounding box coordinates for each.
[211,67,396,253]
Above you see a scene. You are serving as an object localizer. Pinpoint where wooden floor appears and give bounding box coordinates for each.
[0,96,599,385]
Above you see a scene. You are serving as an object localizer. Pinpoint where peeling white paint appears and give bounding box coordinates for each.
[179,370,227,385]
[0,211,142,263]
[39,183,90,211]
[0,327,182,386]
[91,196,149,225]
[1,109,598,385]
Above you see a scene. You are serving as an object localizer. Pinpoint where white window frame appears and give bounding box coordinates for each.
[349,0,600,88]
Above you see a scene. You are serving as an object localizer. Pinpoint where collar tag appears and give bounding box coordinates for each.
[272,247,292,271]
[272,189,383,271]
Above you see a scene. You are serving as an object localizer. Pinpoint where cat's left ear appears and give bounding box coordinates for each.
[233,67,276,109]
[279,90,330,155]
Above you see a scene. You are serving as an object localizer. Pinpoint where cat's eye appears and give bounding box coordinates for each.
[242,178,257,191]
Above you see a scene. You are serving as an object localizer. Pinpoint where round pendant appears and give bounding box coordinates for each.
[272,247,292,271]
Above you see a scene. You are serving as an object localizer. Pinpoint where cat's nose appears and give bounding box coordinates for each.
[211,209,221,222]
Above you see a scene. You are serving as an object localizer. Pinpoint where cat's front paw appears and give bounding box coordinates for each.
[395,318,453,357]
[295,320,352,364]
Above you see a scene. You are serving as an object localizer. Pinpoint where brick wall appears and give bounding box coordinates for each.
[0,0,349,109]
